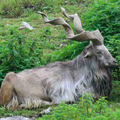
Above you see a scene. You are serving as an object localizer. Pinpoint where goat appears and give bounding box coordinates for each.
[0,8,117,110]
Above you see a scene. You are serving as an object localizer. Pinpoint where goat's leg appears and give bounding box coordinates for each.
[42,100,52,106]
[0,72,17,110]
[20,99,52,109]
[1,81,14,110]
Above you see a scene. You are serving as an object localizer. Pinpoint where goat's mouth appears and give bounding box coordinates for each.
[107,63,118,67]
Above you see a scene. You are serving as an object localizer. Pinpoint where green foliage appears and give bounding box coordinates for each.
[82,0,120,40]
[0,30,43,84]
[36,94,120,120]
[108,80,120,102]
[108,34,120,81]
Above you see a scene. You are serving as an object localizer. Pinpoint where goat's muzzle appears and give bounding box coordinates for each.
[109,59,118,67]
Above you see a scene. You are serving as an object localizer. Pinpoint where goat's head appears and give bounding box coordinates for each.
[90,43,117,67]
[83,37,117,67]
[38,7,117,67]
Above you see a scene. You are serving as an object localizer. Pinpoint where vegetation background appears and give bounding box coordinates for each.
[0,0,120,119]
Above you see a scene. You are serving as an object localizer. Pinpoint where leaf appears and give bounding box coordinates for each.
[63,115,66,117]
[88,108,92,114]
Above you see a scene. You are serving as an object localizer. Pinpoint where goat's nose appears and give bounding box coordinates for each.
[113,60,117,63]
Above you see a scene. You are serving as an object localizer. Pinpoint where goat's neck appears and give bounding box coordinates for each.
[71,53,112,98]
[71,52,111,81]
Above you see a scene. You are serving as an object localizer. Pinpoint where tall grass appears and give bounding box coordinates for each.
[0,0,42,17]
[0,0,89,17]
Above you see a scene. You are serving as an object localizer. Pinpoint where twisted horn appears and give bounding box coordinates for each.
[61,7,104,44]
[37,11,74,38]
[37,9,103,45]
[61,7,84,33]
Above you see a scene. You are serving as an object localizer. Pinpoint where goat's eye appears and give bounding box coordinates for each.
[97,51,102,54]
[96,51,103,57]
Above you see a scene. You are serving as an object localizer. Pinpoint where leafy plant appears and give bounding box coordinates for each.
[82,0,120,42]
[108,34,120,81]
[36,94,116,120]
[0,30,43,85]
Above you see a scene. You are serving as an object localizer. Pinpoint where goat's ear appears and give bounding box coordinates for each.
[84,51,92,58]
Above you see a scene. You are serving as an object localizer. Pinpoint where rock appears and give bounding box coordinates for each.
[40,107,51,114]
[65,1,68,3]
[37,107,51,117]
[19,22,33,30]
[60,44,63,47]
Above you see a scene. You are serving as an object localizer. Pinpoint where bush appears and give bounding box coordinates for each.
[109,80,120,102]
[108,34,120,81]
[82,0,120,41]
[0,30,43,85]
[81,0,120,81]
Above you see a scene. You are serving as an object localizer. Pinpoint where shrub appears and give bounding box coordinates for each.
[108,80,120,102]
[108,34,120,81]
[82,0,120,41]
[0,30,43,85]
